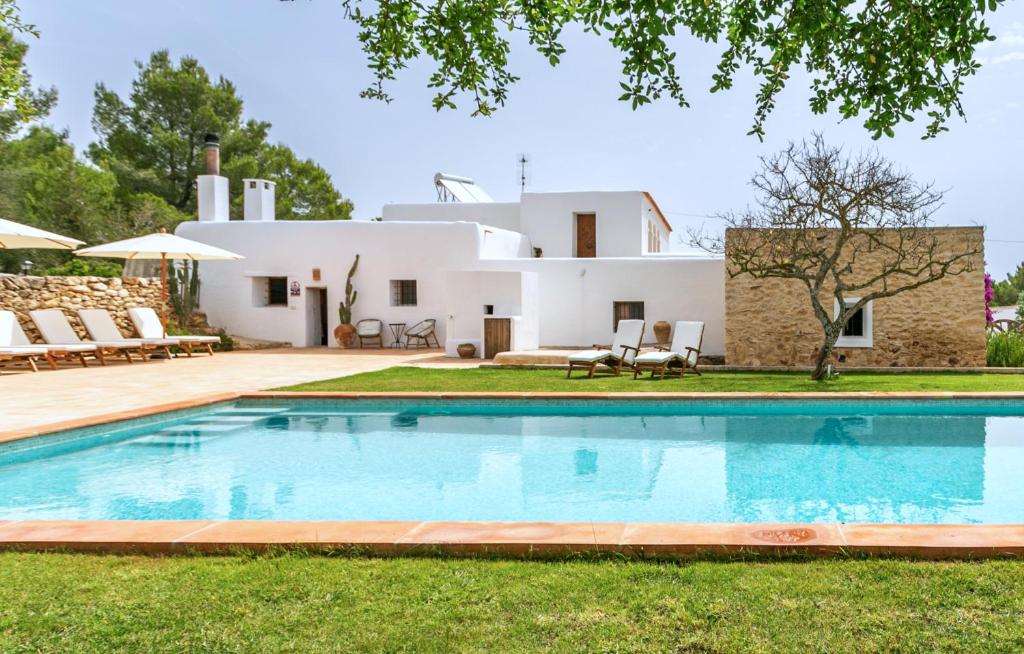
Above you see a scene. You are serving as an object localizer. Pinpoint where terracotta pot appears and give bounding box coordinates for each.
[653,320,672,345]
[457,343,477,359]
[334,323,356,348]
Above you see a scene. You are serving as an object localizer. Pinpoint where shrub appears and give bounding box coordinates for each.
[39,258,123,277]
[986,331,1024,368]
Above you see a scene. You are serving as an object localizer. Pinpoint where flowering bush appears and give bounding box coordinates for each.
[984,272,994,323]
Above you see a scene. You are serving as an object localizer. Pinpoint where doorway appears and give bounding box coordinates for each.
[575,213,596,257]
[306,288,328,346]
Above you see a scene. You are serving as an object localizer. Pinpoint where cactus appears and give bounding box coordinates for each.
[338,254,359,325]
[169,260,200,326]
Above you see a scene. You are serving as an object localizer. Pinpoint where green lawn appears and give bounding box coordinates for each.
[280,366,1024,393]
[1,553,1023,653]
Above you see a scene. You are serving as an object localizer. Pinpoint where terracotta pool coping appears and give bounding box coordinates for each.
[3,391,1024,558]
[0,520,1021,558]
[4,389,1024,445]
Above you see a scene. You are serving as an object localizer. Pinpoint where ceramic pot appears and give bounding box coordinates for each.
[653,320,672,345]
[334,323,356,348]
[457,343,477,359]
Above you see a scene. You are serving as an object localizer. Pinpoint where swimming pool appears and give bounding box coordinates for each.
[2,398,1023,524]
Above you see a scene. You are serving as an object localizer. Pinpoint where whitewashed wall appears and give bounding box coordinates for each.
[382,202,522,232]
[177,220,523,347]
[476,256,726,355]
[519,191,647,258]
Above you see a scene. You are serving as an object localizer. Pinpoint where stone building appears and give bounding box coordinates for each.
[724,227,987,368]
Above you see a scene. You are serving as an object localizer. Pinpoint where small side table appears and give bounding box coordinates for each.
[388,322,406,348]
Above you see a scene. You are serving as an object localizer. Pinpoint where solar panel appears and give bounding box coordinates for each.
[434,173,494,203]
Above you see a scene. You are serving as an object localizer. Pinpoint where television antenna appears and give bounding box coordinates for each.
[516,153,531,193]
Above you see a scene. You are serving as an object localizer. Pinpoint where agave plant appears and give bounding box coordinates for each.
[169,260,200,327]
[338,254,359,325]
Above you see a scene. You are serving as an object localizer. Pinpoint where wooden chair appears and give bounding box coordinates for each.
[356,319,384,348]
[566,319,645,378]
[632,321,704,379]
[404,319,439,349]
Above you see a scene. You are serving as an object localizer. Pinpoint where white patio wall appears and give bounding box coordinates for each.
[475,256,726,355]
[176,220,520,347]
[382,202,522,232]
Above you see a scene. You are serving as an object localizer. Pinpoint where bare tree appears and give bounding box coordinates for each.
[692,135,983,380]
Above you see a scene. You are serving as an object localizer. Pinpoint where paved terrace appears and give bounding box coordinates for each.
[0,348,451,436]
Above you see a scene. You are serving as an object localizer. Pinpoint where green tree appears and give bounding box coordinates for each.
[89,50,352,220]
[0,126,120,272]
[0,2,50,125]
[334,0,1002,139]
[992,262,1024,306]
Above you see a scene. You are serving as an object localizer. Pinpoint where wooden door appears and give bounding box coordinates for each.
[575,213,596,258]
[484,318,511,359]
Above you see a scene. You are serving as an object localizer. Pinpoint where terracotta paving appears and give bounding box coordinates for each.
[1,520,1022,558]
[0,348,440,436]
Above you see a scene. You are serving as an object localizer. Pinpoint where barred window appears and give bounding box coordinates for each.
[613,301,644,331]
[390,280,418,306]
[267,277,288,306]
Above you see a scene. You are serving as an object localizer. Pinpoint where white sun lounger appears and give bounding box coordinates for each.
[128,307,219,356]
[633,321,704,379]
[30,309,145,365]
[0,345,50,373]
[0,309,96,368]
[566,319,646,378]
[78,309,180,360]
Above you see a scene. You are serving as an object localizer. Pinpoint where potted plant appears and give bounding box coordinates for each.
[333,254,359,348]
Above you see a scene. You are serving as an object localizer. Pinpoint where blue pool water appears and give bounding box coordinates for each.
[2,399,1023,524]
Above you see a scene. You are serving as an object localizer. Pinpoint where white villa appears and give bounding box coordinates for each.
[178,157,726,359]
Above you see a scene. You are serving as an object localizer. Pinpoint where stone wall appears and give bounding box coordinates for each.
[0,275,162,341]
[725,227,987,367]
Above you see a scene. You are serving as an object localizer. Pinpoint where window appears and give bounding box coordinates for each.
[834,298,873,347]
[647,219,662,253]
[267,277,288,306]
[253,276,288,307]
[613,301,644,331]
[390,280,418,306]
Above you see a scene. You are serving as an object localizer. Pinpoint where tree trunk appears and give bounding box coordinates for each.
[811,327,840,381]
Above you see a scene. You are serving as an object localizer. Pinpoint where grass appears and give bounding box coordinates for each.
[280,366,1024,393]
[1,552,1023,653]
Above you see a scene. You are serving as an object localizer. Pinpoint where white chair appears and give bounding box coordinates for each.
[566,319,645,378]
[128,307,219,356]
[31,309,144,365]
[0,309,96,368]
[632,321,704,379]
[79,309,180,360]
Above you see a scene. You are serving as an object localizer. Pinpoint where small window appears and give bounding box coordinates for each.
[390,280,418,306]
[267,277,288,306]
[613,301,644,331]
[835,298,873,347]
[843,307,865,337]
[647,219,662,253]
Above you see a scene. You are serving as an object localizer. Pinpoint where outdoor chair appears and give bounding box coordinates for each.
[0,309,96,368]
[632,321,704,379]
[404,319,439,349]
[0,345,50,373]
[355,319,384,348]
[129,307,219,356]
[566,319,645,378]
[79,309,180,360]
[30,309,145,365]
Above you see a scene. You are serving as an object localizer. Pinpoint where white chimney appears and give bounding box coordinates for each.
[243,178,276,221]
[197,134,229,222]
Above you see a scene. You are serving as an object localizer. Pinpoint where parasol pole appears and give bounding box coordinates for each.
[159,228,168,338]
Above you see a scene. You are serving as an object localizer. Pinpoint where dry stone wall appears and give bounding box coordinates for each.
[724,227,987,368]
[0,275,162,341]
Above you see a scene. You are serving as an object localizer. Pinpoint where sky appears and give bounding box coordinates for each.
[19,0,1024,278]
